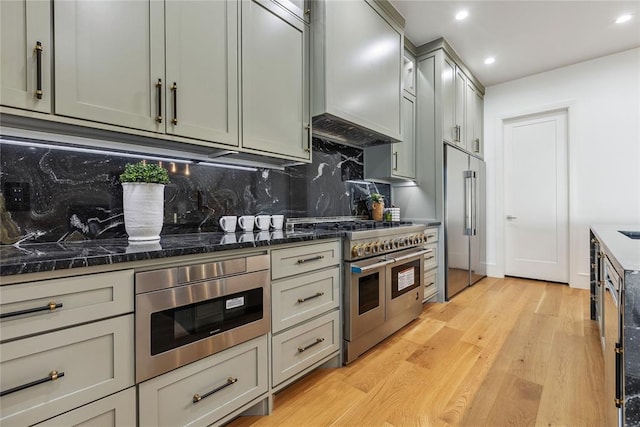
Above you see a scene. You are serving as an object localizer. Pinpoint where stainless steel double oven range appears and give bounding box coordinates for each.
[343,223,428,364]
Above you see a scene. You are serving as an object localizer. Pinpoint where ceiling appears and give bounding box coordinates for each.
[390,1,640,87]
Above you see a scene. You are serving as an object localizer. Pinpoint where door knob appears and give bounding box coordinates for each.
[506,215,517,220]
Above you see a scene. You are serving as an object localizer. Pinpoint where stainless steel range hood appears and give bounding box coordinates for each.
[312,114,401,147]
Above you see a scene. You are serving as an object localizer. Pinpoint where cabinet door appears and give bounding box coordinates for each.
[165,0,239,146]
[394,93,416,179]
[403,51,416,96]
[464,80,476,153]
[441,55,456,144]
[454,67,466,147]
[1,0,51,113]
[273,0,309,23]
[242,0,310,160]
[473,88,484,157]
[34,387,136,427]
[54,0,164,132]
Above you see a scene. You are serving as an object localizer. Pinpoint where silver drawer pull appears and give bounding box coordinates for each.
[298,338,324,353]
[193,377,237,404]
[426,282,435,287]
[0,301,63,319]
[298,292,324,303]
[425,256,435,261]
[297,255,324,264]
[426,234,436,240]
[0,370,65,397]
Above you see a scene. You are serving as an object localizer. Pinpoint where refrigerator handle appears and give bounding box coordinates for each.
[471,171,477,236]
[464,170,473,235]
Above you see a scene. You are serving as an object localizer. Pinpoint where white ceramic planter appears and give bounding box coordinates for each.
[122,182,165,241]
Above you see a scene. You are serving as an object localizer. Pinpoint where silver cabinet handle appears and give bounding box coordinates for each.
[298,338,324,353]
[297,292,324,303]
[297,255,324,264]
[193,377,237,403]
[506,215,517,220]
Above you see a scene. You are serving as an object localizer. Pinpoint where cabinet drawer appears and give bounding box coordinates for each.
[0,270,134,342]
[424,270,437,300]
[138,335,268,427]
[271,241,340,280]
[0,315,134,426]
[35,387,136,427]
[272,310,340,386]
[423,243,438,271]
[424,227,439,244]
[272,267,340,333]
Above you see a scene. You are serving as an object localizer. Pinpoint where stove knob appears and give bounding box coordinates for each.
[382,240,391,251]
[351,245,361,258]
[412,234,420,244]
[363,244,372,256]
[403,237,410,247]
[378,241,386,252]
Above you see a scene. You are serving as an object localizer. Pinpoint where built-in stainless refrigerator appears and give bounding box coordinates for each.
[444,144,486,299]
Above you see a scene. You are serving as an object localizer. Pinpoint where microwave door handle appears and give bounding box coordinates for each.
[392,249,432,263]
[351,259,394,274]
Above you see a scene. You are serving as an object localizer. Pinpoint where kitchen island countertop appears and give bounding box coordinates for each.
[590,224,640,272]
[0,230,342,279]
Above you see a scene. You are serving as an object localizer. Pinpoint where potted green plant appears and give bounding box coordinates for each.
[369,193,385,221]
[119,161,170,241]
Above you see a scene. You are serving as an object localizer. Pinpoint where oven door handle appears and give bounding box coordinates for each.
[391,249,431,263]
[351,259,395,274]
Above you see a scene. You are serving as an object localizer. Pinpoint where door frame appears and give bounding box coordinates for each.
[494,101,581,287]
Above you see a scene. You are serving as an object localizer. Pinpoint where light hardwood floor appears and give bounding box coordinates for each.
[227,277,606,426]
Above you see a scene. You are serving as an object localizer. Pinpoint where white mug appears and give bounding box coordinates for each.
[255,215,271,231]
[239,232,254,242]
[219,216,237,233]
[270,215,284,230]
[238,215,255,232]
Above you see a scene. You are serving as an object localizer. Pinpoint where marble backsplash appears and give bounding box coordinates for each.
[0,137,389,244]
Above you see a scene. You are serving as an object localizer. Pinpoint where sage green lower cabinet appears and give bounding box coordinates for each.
[138,335,269,427]
[423,227,440,301]
[270,240,342,390]
[272,310,340,386]
[0,315,135,426]
[34,387,136,427]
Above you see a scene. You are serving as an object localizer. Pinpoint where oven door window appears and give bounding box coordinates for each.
[150,288,263,355]
[391,260,421,299]
[358,272,380,315]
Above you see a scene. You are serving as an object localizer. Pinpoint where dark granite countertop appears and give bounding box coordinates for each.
[0,230,342,278]
[591,224,640,272]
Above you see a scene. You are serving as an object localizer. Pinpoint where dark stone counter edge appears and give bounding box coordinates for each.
[0,231,342,277]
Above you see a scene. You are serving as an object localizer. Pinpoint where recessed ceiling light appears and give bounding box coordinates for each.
[484,57,495,65]
[616,14,632,24]
[455,10,468,20]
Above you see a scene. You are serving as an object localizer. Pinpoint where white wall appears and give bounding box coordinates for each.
[484,48,640,289]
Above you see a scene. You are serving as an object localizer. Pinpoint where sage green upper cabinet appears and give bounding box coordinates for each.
[436,44,484,158]
[363,92,415,180]
[465,79,483,156]
[441,55,456,145]
[54,1,164,132]
[312,0,404,142]
[241,0,311,160]
[1,0,51,113]
[165,0,239,146]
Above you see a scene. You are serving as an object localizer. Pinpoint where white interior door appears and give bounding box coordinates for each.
[504,110,568,283]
